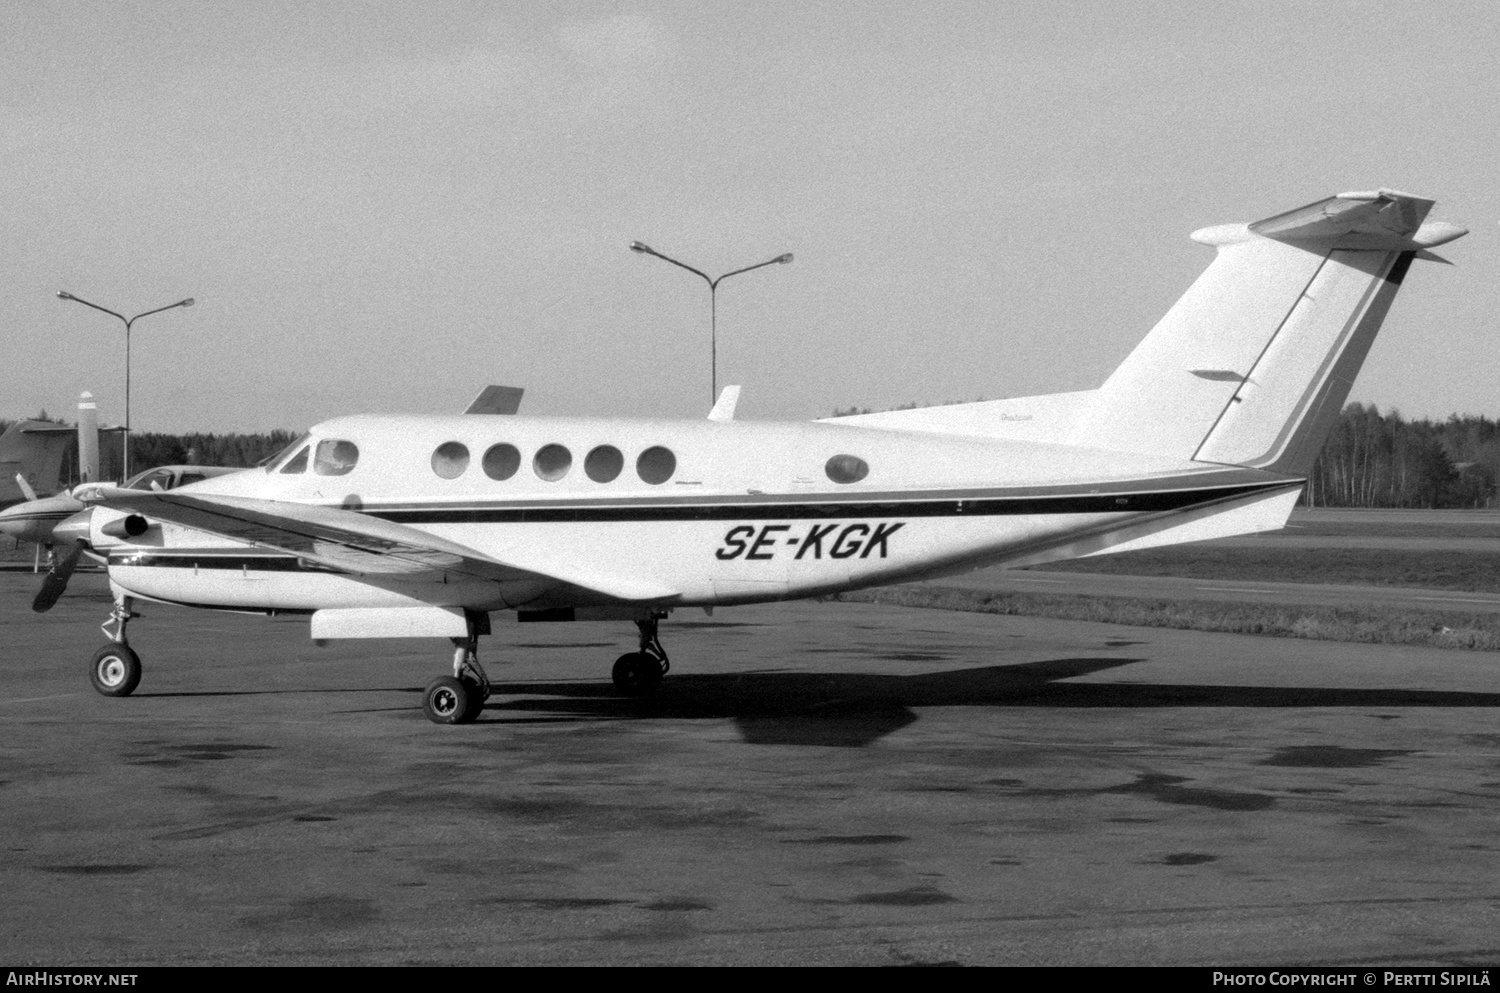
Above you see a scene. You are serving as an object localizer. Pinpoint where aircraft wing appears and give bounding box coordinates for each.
[88,489,677,603]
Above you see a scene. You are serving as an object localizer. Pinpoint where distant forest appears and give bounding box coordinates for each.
[1304,403,1498,509]
[116,431,300,481]
[6,404,1499,508]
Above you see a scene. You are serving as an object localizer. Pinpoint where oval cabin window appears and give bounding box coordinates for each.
[825,454,869,484]
[534,444,572,482]
[431,442,470,479]
[585,445,624,483]
[636,446,676,485]
[482,443,521,481]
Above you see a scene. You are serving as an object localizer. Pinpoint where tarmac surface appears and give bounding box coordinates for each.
[1,571,1498,966]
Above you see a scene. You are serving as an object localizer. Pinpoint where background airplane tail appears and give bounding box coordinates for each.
[0,420,75,503]
[1071,190,1466,475]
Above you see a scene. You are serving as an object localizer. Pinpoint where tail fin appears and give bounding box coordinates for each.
[1071,190,1466,474]
[0,420,75,502]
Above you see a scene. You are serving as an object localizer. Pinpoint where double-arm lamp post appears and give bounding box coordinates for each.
[629,243,792,407]
[56,291,195,481]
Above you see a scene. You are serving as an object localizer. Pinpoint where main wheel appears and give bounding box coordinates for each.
[89,644,141,697]
[422,675,480,725]
[612,652,664,696]
[460,678,486,723]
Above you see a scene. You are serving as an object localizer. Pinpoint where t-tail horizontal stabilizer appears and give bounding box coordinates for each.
[1074,189,1466,476]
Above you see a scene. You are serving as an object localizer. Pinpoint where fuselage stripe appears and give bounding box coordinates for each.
[365,480,1293,524]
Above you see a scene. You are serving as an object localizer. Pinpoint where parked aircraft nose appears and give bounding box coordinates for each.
[0,491,87,543]
[52,508,94,546]
[0,501,29,535]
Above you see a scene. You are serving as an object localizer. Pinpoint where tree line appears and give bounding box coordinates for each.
[1304,403,1497,509]
[118,431,300,481]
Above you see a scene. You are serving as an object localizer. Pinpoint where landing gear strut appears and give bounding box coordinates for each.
[89,596,142,697]
[422,612,491,725]
[612,612,670,696]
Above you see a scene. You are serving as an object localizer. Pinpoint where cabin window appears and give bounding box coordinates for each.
[178,473,208,487]
[431,442,470,479]
[278,447,309,475]
[636,446,676,485]
[482,443,521,481]
[314,439,359,476]
[584,445,624,483]
[533,444,572,482]
[825,454,869,484]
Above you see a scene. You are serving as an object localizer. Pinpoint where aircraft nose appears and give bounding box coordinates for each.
[0,501,25,529]
[52,508,94,546]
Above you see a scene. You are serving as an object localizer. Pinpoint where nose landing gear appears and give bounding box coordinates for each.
[89,596,142,697]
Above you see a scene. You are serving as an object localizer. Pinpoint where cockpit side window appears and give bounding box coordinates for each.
[263,432,311,472]
[314,439,359,476]
[126,468,176,491]
[279,447,310,474]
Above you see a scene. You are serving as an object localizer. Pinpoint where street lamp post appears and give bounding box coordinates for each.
[629,243,792,407]
[57,291,195,481]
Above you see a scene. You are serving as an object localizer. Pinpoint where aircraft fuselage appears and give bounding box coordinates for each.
[82,413,1301,615]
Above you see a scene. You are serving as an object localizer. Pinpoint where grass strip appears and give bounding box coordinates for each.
[1034,548,1500,593]
[830,584,1500,652]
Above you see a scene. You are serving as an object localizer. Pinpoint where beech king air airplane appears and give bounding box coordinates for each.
[37,190,1467,725]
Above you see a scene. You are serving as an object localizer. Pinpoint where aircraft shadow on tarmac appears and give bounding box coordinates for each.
[127,656,1500,748]
[486,657,1500,748]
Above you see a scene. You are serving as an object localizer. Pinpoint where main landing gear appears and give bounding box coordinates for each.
[422,613,492,725]
[89,596,142,697]
[612,613,670,696]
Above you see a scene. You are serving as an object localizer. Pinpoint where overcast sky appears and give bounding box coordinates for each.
[2,1,1496,433]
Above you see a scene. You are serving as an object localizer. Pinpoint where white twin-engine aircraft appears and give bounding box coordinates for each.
[41,190,1467,724]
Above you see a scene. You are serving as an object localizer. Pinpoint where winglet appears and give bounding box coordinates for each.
[464,385,524,415]
[708,385,741,422]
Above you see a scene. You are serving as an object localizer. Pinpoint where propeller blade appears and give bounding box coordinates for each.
[33,540,84,613]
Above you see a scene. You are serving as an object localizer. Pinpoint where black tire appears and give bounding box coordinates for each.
[422,676,478,725]
[612,652,664,696]
[460,678,486,723]
[89,644,141,697]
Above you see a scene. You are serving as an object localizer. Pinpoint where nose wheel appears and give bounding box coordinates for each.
[89,596,143,697]
[90,643,141,697]
[612,614,670,696]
